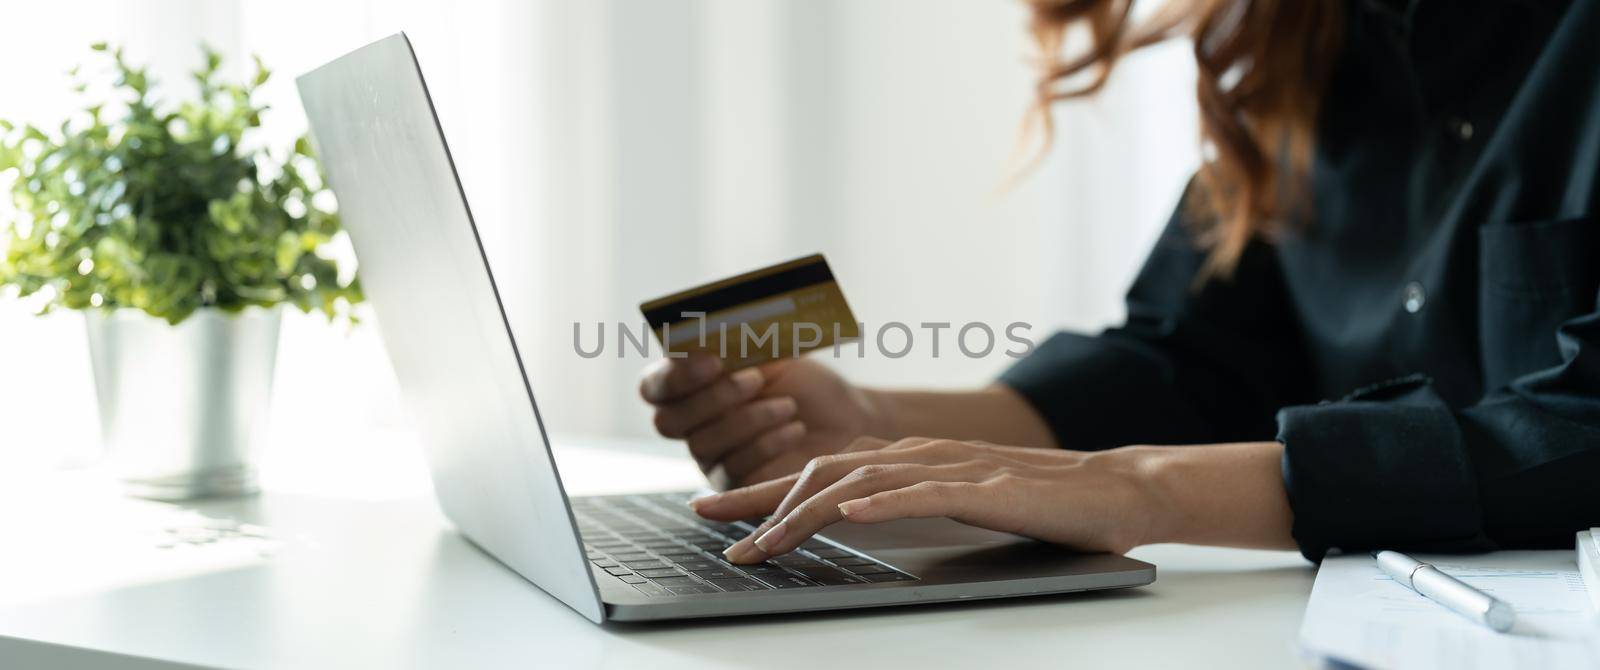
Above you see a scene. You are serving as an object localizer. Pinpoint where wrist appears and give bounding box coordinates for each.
[1082,445,1180,549]
[1115,441,1294,550]
[1116,445,1184,547]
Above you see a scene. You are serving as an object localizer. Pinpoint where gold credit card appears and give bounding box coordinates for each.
[640,254,860,370]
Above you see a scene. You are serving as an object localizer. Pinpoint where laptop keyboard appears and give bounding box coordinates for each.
[572,492,916,597]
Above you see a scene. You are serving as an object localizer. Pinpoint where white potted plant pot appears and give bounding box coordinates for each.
[84,306,282,500]
[3,45,360,500]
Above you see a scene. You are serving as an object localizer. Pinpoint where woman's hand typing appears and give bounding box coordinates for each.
[689,438,1295,564]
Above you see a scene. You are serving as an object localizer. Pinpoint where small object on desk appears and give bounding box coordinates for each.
[1579,529,1600,612]
[1300,551,1599,670]
[1374,550,1516,632]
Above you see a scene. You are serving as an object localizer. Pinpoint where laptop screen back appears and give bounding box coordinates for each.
[297,33,603,623]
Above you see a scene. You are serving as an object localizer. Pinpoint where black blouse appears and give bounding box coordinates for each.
[1000,0,1600,560]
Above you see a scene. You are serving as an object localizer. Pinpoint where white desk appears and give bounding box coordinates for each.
[0,437,1315,669]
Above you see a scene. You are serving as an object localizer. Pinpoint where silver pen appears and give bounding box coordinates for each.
[1373,550,1516,632]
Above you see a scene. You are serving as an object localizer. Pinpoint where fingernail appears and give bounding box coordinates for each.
[773,396,799,418]
[838,498,871,517]
[732,368,764,394]
[753,522,787,553]
[722,542,754,563]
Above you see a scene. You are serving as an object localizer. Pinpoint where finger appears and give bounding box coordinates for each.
[966,442,1086,465]
[722,434,894,487]
[730,463,990,562]
[708,438,939,524]
[688,472,799,522]
[765,438,951,520]
[841,436,893,453]
[739,456,805,490]
[639,355,723,404]
[718,422,807,483]
[879,437,1050,470]
[706,434,900,517]
[837,480,1011,530]
[684,397,799,466]
[651,367,765,438]
[715,442,972,561]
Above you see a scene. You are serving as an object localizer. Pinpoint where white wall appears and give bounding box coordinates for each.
[0,0,1197,466]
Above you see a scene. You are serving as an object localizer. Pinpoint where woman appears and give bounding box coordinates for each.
[640,0,1600,566]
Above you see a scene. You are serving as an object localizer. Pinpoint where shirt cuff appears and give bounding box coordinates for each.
[1276,375,1490,561]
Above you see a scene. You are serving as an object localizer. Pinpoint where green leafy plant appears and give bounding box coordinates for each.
[0,43,361,324]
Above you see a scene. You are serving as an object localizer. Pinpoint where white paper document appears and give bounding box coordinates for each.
[1299,551,1600,669]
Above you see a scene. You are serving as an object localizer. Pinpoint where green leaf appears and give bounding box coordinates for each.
[275,231,301,274]
[252,54,270,87]
[0,42,363,325]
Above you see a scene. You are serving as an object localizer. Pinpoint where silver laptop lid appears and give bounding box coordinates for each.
[296,33,603,623]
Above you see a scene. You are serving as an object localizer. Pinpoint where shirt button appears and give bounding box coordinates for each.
[1448,116,1474,141]
[1404,281,1427,313]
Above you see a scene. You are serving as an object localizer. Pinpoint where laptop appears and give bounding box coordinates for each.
[296,32,1155,623]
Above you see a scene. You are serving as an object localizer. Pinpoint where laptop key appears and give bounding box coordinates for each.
[771,554,825,568]
[809,548,853,559]
[759,573,818,589]
[808,571,867,586]
[575,493,917,593]
[791,565,855,580]
[633,583,670,597]
[652,576,700,588]
[707,577,771,592]
[666,585,719,595]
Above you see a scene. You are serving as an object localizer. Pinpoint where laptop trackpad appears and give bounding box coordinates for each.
[820,517,1022,550]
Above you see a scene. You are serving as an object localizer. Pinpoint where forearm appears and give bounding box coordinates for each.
[864,389,1293,550]
[1129,441,1296,550]
[863,385,1057,449]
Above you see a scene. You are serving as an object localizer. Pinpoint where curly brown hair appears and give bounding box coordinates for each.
[1024,0,1344,278]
